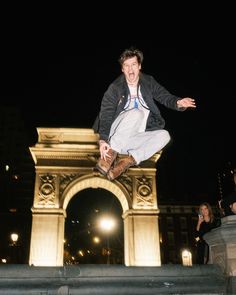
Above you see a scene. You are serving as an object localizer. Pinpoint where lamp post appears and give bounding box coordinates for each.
[98,216,116,264]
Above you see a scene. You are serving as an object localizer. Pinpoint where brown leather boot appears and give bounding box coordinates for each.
[107,155,136,180]
[96,149,117,175]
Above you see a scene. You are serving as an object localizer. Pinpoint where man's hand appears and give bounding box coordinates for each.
[99,140,111,161]
[177,97,196,108]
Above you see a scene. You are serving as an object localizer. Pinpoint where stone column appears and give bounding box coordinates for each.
[123,209,161,266]
[29,208,66,266]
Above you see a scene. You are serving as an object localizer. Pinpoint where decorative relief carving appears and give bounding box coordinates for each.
[118,174,133,197]
[41,183,54,195]
[40,132,63,143]
[59,173,78,195]
[136,176,153,206]
[38,174,56,206]
[138,184,152,197]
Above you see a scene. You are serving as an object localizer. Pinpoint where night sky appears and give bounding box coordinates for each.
[1,34,235,205]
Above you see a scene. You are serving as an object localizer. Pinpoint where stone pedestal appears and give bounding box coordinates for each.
[204,215,236,276]
[204,215,236,294]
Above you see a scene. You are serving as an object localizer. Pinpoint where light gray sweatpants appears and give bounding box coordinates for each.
[109,109,170,165]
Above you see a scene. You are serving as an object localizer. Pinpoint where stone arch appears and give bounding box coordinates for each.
[29,128,161,267]
[61,175,131,212]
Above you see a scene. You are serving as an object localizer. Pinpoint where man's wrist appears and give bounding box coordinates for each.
[177,100,182,108]
[99,140,106,145]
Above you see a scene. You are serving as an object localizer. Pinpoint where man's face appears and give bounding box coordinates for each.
[122,56,141,85]
[230,202,236,214]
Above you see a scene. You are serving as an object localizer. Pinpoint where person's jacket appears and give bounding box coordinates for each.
[93,73,184,142]
[194,218,221,242]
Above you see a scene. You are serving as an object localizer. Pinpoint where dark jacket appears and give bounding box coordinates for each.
[93,73,183,142]
[194,218,221,264]
[194,218,221,242]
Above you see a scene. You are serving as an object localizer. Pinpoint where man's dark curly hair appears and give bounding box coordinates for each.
[118,47,144,66]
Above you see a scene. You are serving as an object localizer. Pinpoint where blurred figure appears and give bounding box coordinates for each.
[220,191,236,216]
[194,202,221,264]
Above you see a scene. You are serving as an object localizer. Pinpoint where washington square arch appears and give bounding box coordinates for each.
[29,128,162,267]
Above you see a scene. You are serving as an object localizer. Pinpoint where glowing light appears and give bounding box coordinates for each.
[99,216,116,232]
[182,249,192,266]
[93,236,100,244]
[78,250,84,256]
[11,233,19,243]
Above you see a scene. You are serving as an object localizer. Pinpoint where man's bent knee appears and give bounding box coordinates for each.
[162,130,171,145]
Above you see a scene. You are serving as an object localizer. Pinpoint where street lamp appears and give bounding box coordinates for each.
[10,233,19,264]
[98,216,116,264]
[10,233,19,246]
[99,217,116,233]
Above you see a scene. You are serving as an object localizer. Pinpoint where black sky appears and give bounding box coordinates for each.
[1,24,235,205]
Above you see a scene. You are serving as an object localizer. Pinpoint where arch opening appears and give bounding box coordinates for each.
[64,188,124,265]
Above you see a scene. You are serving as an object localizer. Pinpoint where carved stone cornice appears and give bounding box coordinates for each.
[37,128,99,144]
[29,128,161,167]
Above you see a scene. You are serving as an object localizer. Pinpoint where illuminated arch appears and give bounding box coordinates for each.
[29,128,161,267]
[62,175,131,212]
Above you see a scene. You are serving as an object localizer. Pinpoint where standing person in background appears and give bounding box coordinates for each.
[220,191,236,216]
[93,46,196,180]
[195,202,221,264]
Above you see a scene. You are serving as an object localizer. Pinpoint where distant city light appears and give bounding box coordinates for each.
[5,165,9,171]
[93,236,100,244]
[11,233,19,244]
[159,233,163,243]
[9,208,17,213]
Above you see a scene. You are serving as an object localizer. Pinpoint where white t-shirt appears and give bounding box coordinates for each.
[124,85,150,132]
